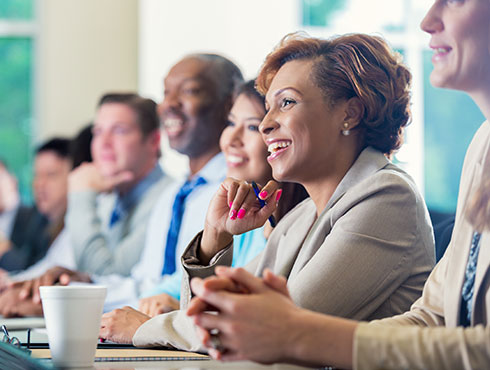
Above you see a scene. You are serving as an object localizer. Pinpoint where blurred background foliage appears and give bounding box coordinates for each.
[0,0,34,203]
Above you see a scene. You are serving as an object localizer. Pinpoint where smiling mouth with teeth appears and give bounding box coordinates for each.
[435,47,450,54]
[163,118,184,135]
[267,141,291,157]
[226,154,246,164]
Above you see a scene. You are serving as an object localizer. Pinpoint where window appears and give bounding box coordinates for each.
[0,0,35,202]
[422,50,484,212]
[300,0,485,215]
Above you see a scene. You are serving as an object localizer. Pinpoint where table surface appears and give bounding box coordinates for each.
[9,329,314,370]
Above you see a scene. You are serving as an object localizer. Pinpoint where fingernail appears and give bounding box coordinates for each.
[229,201,233,208]
[259,190,268,199]
[275,189,283,202]
[229,209,237,220]
[237,208,246,219]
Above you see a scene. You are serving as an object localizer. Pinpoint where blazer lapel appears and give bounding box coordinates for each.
[471,148,490,324]
[445,220,473,327]
[288,147,390,280]
[255,200,316,279]
[275,225,311,278]
[446,147,485,327]
[325,147,390,210]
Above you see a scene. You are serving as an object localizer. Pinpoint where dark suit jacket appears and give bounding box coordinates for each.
[0,206,50,271]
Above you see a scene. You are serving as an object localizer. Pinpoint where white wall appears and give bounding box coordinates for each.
[37,0,138,141]
[138,0,301,178]
[139,0,300,100]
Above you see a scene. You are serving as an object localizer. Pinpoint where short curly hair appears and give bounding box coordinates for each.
[256,33,412,155]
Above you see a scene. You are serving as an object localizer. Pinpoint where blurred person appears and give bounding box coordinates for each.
[98,33,435,350]
[8,124,94,283]
[0,139,71,272]
[137,80,308,316]
[59,93,169,276]
[184,1,490,368]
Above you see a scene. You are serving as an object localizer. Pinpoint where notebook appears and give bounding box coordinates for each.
[31,347,210,362]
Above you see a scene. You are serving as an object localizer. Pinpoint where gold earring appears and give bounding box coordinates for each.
[342,122,350,136]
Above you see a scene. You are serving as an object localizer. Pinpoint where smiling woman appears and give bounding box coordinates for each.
[184,0,490,368]
[95,32,436,352]
[220,81,271,185]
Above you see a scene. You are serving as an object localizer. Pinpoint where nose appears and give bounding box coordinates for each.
[161,89,181,112]
[420,1,443,34]
[92,129,113,151]
[259,111,279,137]
[228,125,244,148]
[33,175,45,193]
[99,130,113,147]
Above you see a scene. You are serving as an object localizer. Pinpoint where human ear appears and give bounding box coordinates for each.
[342,97,364,129]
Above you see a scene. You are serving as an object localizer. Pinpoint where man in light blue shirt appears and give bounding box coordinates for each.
[1,93,172,317]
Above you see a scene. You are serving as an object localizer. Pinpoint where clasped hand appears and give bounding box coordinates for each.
[186,266,300,363]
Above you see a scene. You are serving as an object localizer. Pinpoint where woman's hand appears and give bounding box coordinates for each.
[187,267,301,363]
[138,293,179,317]
[200,178,281,264]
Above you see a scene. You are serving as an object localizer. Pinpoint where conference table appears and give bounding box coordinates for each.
[3,317,319,370]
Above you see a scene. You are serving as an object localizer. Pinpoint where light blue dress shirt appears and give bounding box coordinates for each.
[141,226,267,300]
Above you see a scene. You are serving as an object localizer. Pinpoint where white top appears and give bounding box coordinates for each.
[94,153,227,311]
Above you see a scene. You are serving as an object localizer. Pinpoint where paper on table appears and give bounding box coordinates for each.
[32,348,210,361]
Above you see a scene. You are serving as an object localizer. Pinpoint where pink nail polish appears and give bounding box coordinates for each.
[275,189,283,202]
[229,201,233,208]
[230,209,237,220]
[237,208,246,219]
[259,190,268,199]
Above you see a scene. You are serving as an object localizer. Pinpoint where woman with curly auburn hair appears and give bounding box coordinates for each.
[187,0,490,368]
[98,33,435,352]
[255,33,412,156]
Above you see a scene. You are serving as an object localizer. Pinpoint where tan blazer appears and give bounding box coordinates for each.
[133,147,435,351]
[355,121,490,370]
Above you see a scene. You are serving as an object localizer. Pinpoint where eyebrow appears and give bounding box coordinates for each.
[273,86,303,98]
[227,113,262,121]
